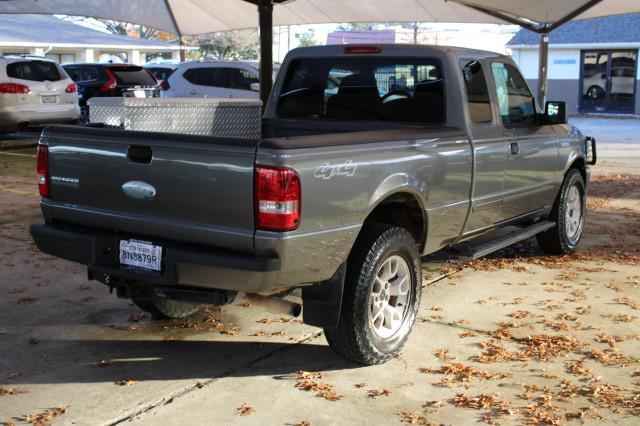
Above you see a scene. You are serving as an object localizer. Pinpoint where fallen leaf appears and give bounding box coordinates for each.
[235,403,255,416]
[368,389,392,398]
[116,379,137,386]
[434,347,455,361]
[0,387,27,395]
[22,405,69,425]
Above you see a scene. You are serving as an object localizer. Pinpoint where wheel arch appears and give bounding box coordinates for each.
[360,182,428,252]
[565,156,587,184]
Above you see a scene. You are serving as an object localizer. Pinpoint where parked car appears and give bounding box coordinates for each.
[162,61,260,98]
[582,66,636,99]
[0,56,79,133]
[143,62,178,88]
[62,63,159,122]
[30,45,596,365]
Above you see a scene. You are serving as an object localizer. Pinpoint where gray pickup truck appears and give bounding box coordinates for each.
[30,45,596,365]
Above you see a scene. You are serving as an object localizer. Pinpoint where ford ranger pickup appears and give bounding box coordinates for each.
[30,45,596,365]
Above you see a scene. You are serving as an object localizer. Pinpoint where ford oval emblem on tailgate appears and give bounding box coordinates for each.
[122,181,156,200]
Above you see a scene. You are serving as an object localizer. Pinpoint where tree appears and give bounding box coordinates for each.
[336,23,377,31]
[387,22,422,44]
[195,29,260,61]
[297,30,318,47]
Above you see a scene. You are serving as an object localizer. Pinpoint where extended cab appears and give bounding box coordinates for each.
[30,45,596,365]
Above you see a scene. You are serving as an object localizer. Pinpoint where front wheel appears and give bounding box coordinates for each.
[537,169,586,255]
[324,224,422,365]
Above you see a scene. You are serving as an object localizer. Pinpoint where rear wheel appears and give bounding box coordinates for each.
[79,106,89,125]
[132,296,203,319]
[324,224,421,365]
[537,169,586,255]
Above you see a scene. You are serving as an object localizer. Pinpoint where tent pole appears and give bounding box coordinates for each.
[180,37,186,62]
[537,32,549,108]
[258,0,273,110]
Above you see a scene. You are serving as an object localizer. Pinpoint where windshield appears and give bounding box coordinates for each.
[276,56,445,124]
[109,66,157,85]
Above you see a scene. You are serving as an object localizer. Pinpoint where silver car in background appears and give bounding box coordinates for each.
[0,56,80,133]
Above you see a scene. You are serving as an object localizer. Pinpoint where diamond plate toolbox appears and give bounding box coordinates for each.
[88,97,262,139]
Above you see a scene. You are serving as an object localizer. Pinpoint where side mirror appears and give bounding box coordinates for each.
[250,82,260,92]
[544,101,567,125]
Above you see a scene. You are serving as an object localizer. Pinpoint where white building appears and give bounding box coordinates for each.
[0,14,180,65]
[509,14,640,115]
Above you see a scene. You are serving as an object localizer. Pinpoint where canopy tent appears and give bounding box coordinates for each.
[0,0,638,106]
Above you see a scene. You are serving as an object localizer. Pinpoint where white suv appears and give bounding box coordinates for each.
[0,57,80,133]
[161,61,260,99]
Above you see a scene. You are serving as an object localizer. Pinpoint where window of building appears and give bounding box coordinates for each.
[44,53,76,64]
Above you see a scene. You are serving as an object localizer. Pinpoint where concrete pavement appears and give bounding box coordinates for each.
[0,119,638,425]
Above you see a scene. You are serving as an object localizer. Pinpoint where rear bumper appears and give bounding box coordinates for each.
[30,223,281,293]
[0,105,80,129]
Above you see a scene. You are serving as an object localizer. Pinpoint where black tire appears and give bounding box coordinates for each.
[537,169,586,255]
[132,296,203,319]
[587,85,605,100]
[324,224,422,365]
[79,106,89,125]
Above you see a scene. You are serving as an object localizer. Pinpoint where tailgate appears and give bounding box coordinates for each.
[41,126,257,253]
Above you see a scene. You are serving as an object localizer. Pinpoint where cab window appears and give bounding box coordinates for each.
[460,60,492,123]
[277,56,445,125]
[491,62,537,127]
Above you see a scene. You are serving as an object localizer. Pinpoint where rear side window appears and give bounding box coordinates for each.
[64,66,82,82]
[277,56,445,124]
[461,60,492,123]
[83,67,100,81]
[64,66,100,82]
[7,61,62,82]
[109,67,157,85]
[491,62,537,127]
[183,67,258,90]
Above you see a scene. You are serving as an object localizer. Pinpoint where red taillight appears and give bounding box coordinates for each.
[65,82,77,93]
[36,144,50,197]
[0,82,30,94]
[100,68,117,93]
[160,80,170,91]
[344,45,382,54]
[255,166,301,231]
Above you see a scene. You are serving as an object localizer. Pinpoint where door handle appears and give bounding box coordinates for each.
[510,142,520,155]
[189,90,197,95]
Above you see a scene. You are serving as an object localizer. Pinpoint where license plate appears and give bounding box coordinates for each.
[119,239,162,271]
[41,95,57,104]
[133,90,146,98]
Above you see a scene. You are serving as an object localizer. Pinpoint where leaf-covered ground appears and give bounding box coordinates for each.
[1,134,638,425]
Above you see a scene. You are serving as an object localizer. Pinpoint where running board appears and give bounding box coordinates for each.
[455,221,556,260]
